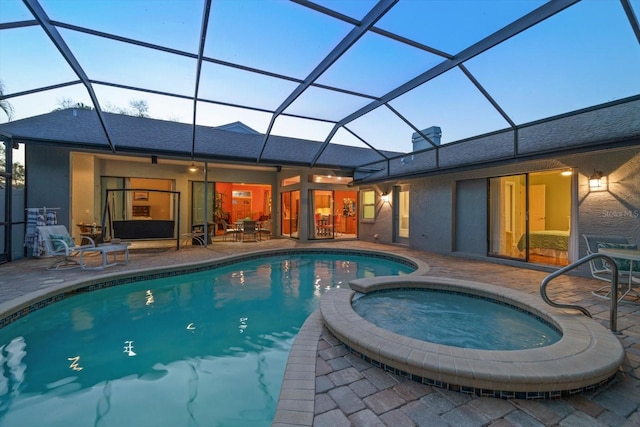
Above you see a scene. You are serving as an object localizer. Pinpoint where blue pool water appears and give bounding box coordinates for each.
[0,254,413,427]
[352,289,561,350]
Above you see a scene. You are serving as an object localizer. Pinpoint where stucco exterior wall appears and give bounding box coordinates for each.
[26,145,71,228]
[365,146,639,276]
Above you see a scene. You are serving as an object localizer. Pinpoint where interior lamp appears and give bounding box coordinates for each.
[589,170,603,190]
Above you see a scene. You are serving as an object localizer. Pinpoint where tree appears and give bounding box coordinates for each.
[128,99,149,118]
[54,97,94,111]
[0,80,15,121]
[102,99,149,117]
[0,144,25,188]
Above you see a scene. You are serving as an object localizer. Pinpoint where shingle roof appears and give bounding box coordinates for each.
[0,109,401,169]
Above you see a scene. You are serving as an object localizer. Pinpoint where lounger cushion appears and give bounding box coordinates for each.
[50,234,76,251]
[597,242,640,272]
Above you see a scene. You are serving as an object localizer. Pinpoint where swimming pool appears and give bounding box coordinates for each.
[0,251,416,427]
[322,276,625,399]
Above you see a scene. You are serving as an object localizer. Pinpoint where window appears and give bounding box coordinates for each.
[361,190,375,220]
[281,176,300,186]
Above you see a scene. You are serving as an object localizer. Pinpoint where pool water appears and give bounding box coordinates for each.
[0,254,413,427]
[352,289,561,350]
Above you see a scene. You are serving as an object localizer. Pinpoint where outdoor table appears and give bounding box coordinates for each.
[598,247,640,300]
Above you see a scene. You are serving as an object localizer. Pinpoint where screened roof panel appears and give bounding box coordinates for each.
[315,31,443,97]
[374,0,546,54]
[1,0,638,168]
[346,104,417,153]
[59,29,197,97]
[39,0,202,53]
[312,0,380,20]
[464,0,640,124]
[389,67,511,144]
[195,102,272,133]
[328,127,373,151]
[0,26,78,93]
[283,85,373,122]
[204,0,353,79]
[198,62,297,111]
[93,85,194,124]
[271,115,336,143]
[0,0,33,23]
[5,84,91,118]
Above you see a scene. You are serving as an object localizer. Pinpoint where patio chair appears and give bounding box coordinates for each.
[36,225,96,270]
[257,220,271,240]
[582,234,640,300]
[220,219,241,242]
[242,220,258,242]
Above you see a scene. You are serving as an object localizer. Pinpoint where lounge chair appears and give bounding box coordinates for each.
[36,225,96,270]
[583,234,640,301]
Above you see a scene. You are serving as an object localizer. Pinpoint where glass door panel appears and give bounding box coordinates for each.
[488,175,526,260]
[311,190,334,239]
[281,190,299,238]
[398,189,409,239]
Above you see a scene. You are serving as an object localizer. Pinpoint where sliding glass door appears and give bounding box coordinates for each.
[489,171,571,266]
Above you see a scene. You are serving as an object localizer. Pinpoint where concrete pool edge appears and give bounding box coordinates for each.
[320,276,625,399]
[0,248,427,328]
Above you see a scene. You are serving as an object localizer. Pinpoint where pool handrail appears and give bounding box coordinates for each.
[540,253,619,333]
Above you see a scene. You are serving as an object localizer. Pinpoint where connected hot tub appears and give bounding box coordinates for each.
[320,276,625,399]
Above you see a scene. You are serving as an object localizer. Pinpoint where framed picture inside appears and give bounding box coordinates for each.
[133,191,149,201]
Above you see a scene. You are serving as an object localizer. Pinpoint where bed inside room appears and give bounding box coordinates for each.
[517,229,569,264]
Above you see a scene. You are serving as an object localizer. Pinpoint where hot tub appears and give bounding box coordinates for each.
[320,276,624,399]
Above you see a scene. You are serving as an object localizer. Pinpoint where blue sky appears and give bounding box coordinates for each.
[1,0,639,154]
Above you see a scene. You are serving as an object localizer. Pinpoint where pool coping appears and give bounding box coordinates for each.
[320,276,625,400]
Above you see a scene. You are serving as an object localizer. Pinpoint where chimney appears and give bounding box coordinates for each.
[412,126,441,151]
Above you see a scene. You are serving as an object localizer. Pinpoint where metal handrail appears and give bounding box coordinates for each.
[540,253,619,333]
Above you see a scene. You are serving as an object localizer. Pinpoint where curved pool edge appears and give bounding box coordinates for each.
[272,310,323,426]
[0,247,426,329]
[320,276,625,399]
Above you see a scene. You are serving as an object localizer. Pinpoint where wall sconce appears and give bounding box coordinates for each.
[151,155,158,164]
[188,162,198,172]
[381,192,390,203]
[589,169,604,191]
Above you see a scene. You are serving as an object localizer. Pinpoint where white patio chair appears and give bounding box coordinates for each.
[36,225,96,270]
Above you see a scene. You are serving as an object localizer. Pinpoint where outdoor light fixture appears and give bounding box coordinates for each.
[381,192,390,203]
[560,169,572,176]
[188,162,198,172]
[151,155,157,164]
[589,169,603,190]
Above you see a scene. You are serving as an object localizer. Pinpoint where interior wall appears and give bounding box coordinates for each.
[71,153,96,227]
[529,172,572,231]
[130,177,173,220]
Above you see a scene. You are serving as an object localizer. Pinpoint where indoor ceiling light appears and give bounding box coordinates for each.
[561,169,572,176]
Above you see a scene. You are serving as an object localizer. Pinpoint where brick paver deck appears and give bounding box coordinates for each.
[1,239,638,426]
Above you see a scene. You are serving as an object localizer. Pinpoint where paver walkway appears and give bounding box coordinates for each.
[1,239,639,426]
